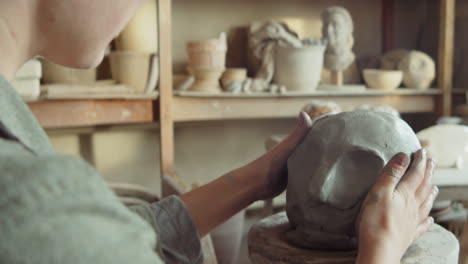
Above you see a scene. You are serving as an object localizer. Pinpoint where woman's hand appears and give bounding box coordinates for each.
[356,149,438,264]
[243,112,313,201]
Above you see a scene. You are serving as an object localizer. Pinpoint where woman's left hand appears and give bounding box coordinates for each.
[244,112,313,201]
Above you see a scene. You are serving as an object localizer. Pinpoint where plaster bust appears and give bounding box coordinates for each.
[286,110,421,250]
[322,6,355,71]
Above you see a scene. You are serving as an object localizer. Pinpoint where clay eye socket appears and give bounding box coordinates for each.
[320,150,384,210]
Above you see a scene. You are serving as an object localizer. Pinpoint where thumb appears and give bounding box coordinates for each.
[277,112,313,152]
[374,152,410,194]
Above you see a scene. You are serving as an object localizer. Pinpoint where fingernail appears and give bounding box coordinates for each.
[431,159,436,168]
[298,112,306,127]
[298,111,312,128]
[422,148,427,158]
[429,217,434,224]
[396,153,409,167]
[433,185,439,194]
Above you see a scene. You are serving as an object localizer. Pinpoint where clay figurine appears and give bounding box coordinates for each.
[321,6,355,72]
[286,110,421,250]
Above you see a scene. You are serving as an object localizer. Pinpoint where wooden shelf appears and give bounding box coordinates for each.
[173,89,441,122]
[28,99,155,129]
[41,84,159,100]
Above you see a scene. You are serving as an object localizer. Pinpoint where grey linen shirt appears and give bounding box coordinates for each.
[0,76,202,264]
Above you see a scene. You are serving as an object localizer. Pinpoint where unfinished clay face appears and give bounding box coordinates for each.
[322,7,355,71]
[398,51,435,89]
[286,110,421,250]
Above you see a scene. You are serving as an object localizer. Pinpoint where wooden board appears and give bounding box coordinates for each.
[43,84,159,100]
[173,93,438,122]
[175,88,441,98]
[158,0,176,197]
[438,0,455,116]
[28,99,154,129]
[382,0,394,52]
[248,212,459,264]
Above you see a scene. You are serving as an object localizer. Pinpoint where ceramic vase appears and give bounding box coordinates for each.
[115,0,158,53]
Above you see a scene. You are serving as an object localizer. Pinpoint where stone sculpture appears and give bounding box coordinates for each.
[286,110,421,250]
[322,6,355,72]
[398,51,436,89]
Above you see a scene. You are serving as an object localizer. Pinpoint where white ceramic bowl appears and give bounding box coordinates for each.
[363,69,403,90]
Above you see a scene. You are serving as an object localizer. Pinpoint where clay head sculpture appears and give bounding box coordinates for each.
[322,6,355,71]
[286,110,421,250]
[398,51,436,89]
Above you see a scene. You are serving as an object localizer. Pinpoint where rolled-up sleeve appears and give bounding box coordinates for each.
[150,195,203,264]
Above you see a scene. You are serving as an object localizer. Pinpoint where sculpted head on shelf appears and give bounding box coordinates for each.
[286,110,421,250]
[321,6,355,71]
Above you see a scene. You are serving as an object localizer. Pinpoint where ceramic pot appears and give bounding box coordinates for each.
[221,68,247,83]
[210,210,245,264]
[189,67,224,92]
[221,68,247,91]
[109,51,159,93]
[42,59,96,84]
[274,44,326,91]
[115,0,158,53]
[363,69,403,90]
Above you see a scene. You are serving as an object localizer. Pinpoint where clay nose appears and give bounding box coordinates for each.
[307,166,330,204]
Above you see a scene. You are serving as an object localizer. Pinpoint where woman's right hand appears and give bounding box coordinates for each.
[356,149,438,264]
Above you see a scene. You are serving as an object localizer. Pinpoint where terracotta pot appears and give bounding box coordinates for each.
[115,0,158,53]
[274,44,326,91]
[210,210,245,264]
[186,34,227,70]
[186,34,227,93]
[363,69,403,90]
[109,51,159,93]
[41,59,96,84]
